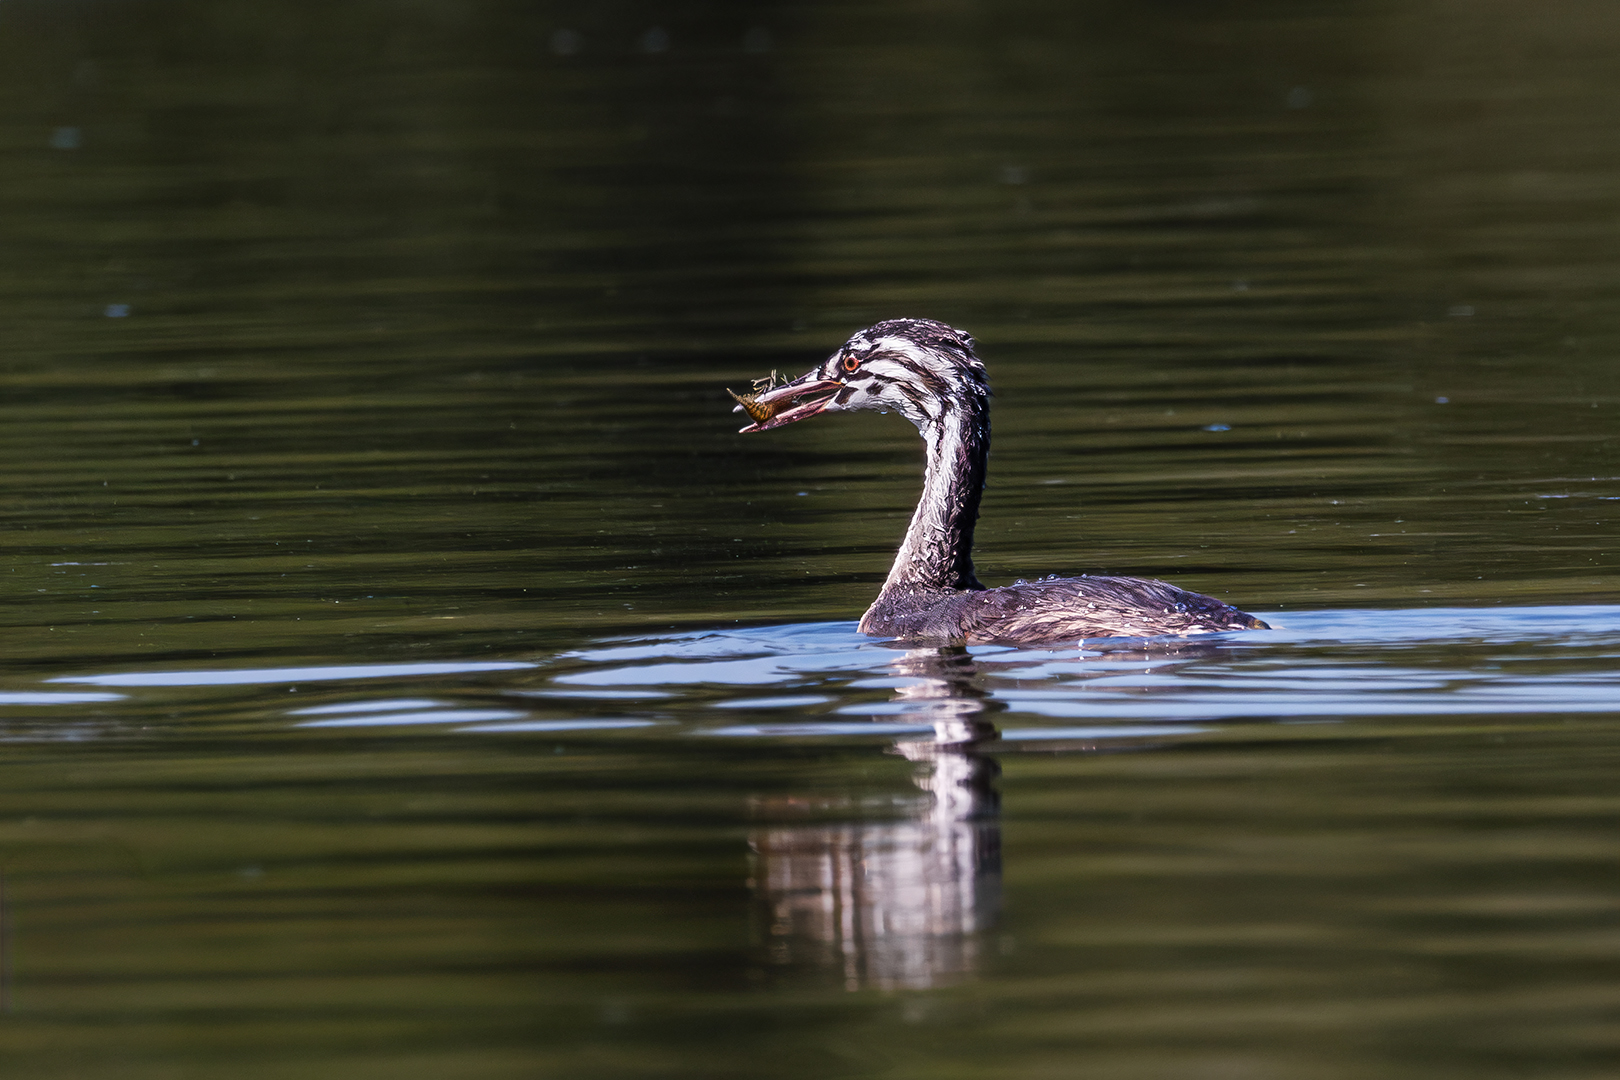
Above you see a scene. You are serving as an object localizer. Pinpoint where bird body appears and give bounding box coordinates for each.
[859,574,1266,641]
[733,319,1266,644]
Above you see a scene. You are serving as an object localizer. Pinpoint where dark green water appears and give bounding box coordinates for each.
[1,2,1617,1077]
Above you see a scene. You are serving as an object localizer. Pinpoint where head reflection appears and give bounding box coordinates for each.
[748,646,1001,991]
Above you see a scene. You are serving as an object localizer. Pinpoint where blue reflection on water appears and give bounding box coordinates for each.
[296,709,530,729]
[0,691,125,705]
[26,606,1620,745]
[457,719,661,733]
[705,722,938,738]
[51,660,535,687]
[540,606,1620,733]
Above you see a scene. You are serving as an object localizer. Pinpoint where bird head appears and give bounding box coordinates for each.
[732,318,990,433]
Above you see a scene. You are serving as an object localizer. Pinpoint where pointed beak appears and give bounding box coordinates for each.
[730,371,843,433]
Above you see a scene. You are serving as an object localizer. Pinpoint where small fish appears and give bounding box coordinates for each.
[728,387,777,425]
[728,370,791,425]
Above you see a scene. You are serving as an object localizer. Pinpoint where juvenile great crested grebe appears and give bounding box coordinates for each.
[731,318,1267,644]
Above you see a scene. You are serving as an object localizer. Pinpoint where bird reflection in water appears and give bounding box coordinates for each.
[747,645,1003,991]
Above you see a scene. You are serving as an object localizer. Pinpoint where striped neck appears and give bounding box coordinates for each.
[878,401,989,596]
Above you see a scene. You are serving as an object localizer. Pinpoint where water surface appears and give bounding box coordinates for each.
[0,1,1617,1077]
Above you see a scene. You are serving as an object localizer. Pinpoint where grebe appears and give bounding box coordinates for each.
[732,318,1268,644]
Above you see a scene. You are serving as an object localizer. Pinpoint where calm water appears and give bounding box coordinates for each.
[2,1,1618,1077]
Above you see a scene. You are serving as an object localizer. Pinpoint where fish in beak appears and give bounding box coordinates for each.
[728,370,843,433]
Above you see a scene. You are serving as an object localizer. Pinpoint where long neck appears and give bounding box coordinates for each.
[879,403,990,595]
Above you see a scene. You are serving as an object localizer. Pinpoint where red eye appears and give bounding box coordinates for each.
[841,355,860,373]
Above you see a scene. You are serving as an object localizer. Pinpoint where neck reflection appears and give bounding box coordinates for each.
[749,646,1002,991]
